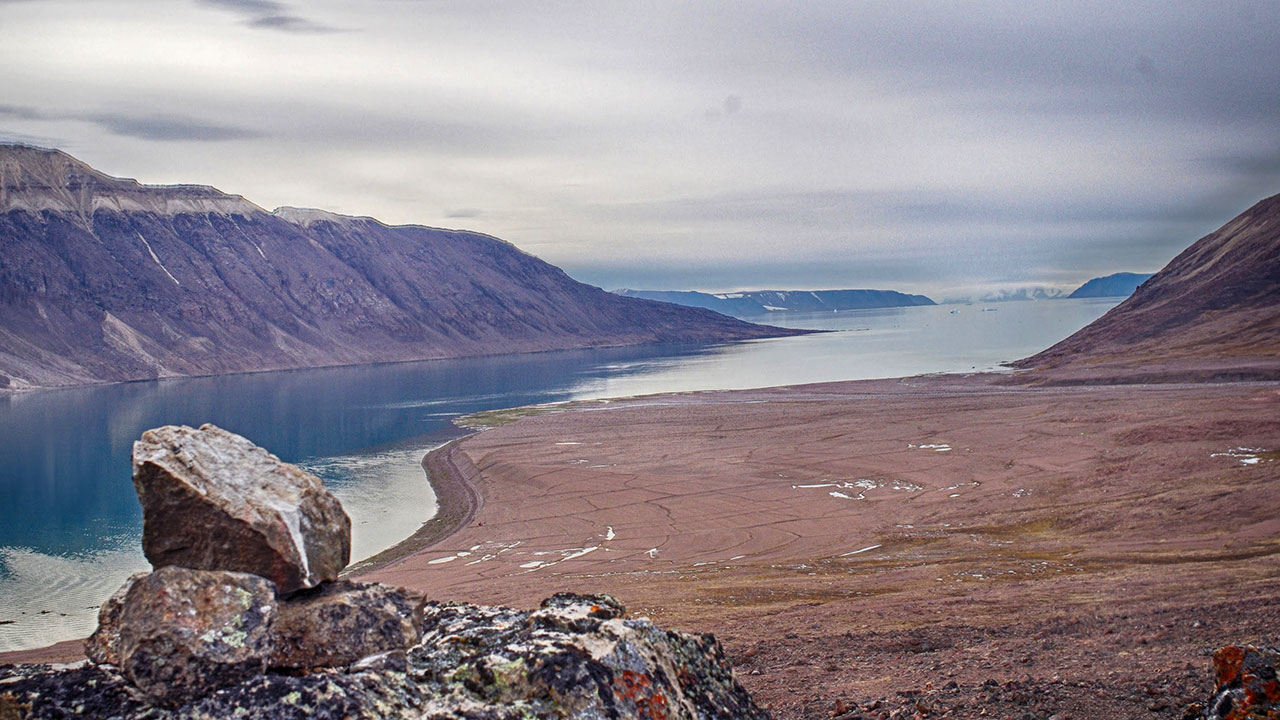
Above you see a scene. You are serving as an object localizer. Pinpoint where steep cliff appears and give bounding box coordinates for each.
[0,145,801,389]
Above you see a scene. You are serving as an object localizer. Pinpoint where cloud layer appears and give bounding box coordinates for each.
[1,0,1277,296]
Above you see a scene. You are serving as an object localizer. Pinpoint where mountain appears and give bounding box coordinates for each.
[613,288,935,318]
[0,145,803,390]
[1012,193,1280,383]
[1067,272,1154,298]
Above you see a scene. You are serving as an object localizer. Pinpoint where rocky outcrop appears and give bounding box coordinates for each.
[132,423,350,592]
[83,571,145,666]
[115,567,278,706]
[268,581,425,670]
[0,593,767,719]
[1205,645,1280,720]
[0,145,803,391]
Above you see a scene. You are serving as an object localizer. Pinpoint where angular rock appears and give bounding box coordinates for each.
[1206,645,1280,720]
[132,424,351,592]
[84,572,147,666]
[269,580,426,669]
[116,566,278,705]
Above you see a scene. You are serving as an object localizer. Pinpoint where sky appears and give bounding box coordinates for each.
[2,0,1278,298]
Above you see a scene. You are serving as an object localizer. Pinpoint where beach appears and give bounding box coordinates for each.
[359,374,1280,718]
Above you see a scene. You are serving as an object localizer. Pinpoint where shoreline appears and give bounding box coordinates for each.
[345,436,484,577]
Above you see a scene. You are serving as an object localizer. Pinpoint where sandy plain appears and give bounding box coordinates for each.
[360,374,1280,719]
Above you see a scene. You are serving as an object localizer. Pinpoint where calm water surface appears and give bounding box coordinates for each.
[0,298,1119,650]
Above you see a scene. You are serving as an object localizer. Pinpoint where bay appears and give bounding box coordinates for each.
[0,297,1119,651]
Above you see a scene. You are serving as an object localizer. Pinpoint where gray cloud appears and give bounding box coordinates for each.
[0,105,263,142]
[445,208,483,218]
[83,112,264,142]
[3,1,1277,296]
[196,0,343,33]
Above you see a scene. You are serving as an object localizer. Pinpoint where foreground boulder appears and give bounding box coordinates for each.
[132,423,351,592]
[83,572,146,666]
[1205,645,1280,720]
[269,580,426,670]
[0,594,769,719]
[115,567,278,705]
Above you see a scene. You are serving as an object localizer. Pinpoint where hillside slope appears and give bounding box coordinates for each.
[0,146,800,390]
[1013,193,1280,383]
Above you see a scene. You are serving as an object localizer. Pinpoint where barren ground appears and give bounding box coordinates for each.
[361,374,1280,719]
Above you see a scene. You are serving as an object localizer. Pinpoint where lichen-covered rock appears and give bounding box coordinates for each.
[1205,645,1280,720]
[0,593,769,719]
[132,424,351,592]
[269,580,425,669]
[83,571,147,666]
[410,592,769,719]
[116,566,278,705]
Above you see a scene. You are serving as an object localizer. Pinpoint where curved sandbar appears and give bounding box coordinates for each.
[345,438,484,576]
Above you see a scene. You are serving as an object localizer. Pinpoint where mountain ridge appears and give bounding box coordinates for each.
[0,145,803,390]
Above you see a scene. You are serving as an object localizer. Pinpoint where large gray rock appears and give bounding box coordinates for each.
[116,567,277,706]
[269,580,426,670]
[132,423,351,592]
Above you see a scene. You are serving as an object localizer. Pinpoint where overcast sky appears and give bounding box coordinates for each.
[2,1,1277,297]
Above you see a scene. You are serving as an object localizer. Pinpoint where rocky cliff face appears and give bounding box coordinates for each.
[1013,193,1280,383]
[0,145,800,390]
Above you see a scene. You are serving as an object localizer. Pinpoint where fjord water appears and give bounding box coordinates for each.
[0,298,1119,651]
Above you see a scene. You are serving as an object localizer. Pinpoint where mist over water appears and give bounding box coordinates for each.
[0,298,1118,651]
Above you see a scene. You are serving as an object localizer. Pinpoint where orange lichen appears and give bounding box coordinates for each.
[617,670,672,720]
[1217,646,1248,686]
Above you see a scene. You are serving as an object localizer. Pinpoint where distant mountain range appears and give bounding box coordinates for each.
[0,146,803,390]
[942,273,1154,305]
[613,288,935,318]
[1067,272,1154,298]
[1013,193,1280,383]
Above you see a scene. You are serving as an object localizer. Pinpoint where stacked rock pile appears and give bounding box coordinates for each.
[84,424,425,705]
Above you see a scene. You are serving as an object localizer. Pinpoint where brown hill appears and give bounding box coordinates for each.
[1012,192,1280,383]
[0,145,802,390]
